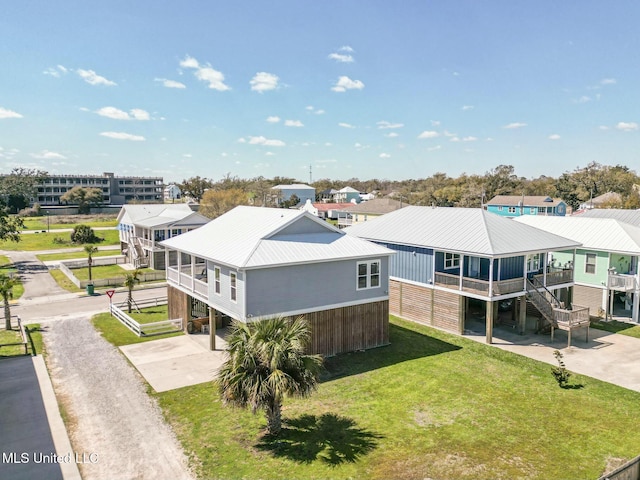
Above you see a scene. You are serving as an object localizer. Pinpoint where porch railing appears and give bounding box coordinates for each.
[609,273,636,291]
[535,268,573,287]
[435,272,526,296]
[166,266,209,301]
[554,305,590,327]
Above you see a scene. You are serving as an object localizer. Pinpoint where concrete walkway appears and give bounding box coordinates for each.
[468,322,640,392]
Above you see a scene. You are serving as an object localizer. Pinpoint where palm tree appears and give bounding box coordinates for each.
[123,269,141,313]
[84,245,99,282]
[0,273,17,330]
[218,316,323,436]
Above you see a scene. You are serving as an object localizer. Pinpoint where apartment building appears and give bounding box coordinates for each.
[34,172,163,206]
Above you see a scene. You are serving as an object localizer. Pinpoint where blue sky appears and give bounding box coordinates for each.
[1,1,639,184]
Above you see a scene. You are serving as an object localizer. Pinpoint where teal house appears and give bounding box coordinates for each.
[516,216,640,323]
[486,195,567,218]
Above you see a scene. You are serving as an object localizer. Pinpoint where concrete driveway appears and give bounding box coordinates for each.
[468,323,640,392]
[120,333,227,393]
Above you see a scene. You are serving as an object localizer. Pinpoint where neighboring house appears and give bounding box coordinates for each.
[164,184,182,201]
[117,204,209,269]
[271,184,315,206]
[160,206,394,356]
[337,198,405,228]
[317,188,338,202]
[333,186,361,203]
[486,195,567,217]
[577,208,640,226]
[578,192,622,210]
[515,215,640,322]
[346,206,584,344]
[300,200,354,220]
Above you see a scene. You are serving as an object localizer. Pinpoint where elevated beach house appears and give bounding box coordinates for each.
[117,204,209,269]
[346,206,585,343]
[159,206,394,356]
[486,195,567,218]
[515,215,640,322]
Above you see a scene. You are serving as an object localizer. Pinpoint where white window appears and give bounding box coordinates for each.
[214,267,221,294]
[230,272,237,301]
[508,206,516,213]
[497,206,503,211]
[444,252,460,269]
[357,260,380,290]
[527,253,541,272]
[585,253,597,274]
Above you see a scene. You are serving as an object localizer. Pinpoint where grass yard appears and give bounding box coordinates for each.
[128,305,169,324]
[49,269,83,293]
[0,255,24,300]
[591,319,640,339]
[71,265,153,281]
[156,316,640,480]
[0,323,42,356]
[92,311,182,346]
[0,229,119,251]
[36,249,120,262]
[21,214,118,230]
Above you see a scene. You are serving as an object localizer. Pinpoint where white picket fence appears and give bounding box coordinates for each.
[110,299,182,337]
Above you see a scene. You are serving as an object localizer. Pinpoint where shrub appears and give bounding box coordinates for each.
[70,224,101,244]
[551,350,571,388]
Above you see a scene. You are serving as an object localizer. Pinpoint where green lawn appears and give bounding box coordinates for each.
[156,316,640,480]
[591,319,640,339]
[91,311,182,346]
[0,229,119,251]
[21,215,118,230]
[71,265,153,281]
[0,255,24,299]
[129,305,169,324]
[36,249,120,262]
[0,323,41,356]
[49,269,83,293]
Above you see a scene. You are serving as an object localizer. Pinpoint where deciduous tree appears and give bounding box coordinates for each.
[60,186,103,214]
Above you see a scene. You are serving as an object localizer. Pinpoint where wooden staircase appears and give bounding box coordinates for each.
[526,277,563,333]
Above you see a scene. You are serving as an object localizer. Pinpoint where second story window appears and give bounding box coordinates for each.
[357,260,380,290]
[214,267,221,294]
[585,253,597,274]
[444,253,460,269]
[230,272,237,301]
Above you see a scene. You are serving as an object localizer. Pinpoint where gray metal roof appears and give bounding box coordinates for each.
[577,208,640,227]
[160,206,393,268]
[515,215,640,254]
[117,204,194,224]
[345,206,580,257]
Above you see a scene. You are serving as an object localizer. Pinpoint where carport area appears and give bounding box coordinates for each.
[120,331,228,393]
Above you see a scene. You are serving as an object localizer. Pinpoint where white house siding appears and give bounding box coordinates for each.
[206,263,245,319]
[244,258,389,319]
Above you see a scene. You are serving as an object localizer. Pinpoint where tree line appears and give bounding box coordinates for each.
[180,162,640,219]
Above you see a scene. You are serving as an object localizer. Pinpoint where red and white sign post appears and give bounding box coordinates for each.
[106,289,116,315]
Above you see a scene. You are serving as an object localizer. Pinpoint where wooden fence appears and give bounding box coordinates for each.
[599,454,640,480]
[0,316,29,356]
[110,298,182,337]
[58,261,166,288]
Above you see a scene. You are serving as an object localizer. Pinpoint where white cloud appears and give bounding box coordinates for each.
[427,145,442,152]
[463,136,477,142]
[284,120,304,127]
[155,78,186,89]
[0,107,23,119]
[443,130,456,137]
[377,121,404,129]
[339,46,354,52]
[417,130,440,139]
[250,72,279,92]
[598,125,610,131]
[503,122,527,129]
[548,134,561,140]
[266,116,281,123]
[338,122,355,129]
[265,152,275,156]
[237,138,247,143]
[461,105,474,111]
[95,107,150,121]
[450,137,460,142]
[247,136,286,147]
[379,153,391,158]
[31,150,66,160]
[328,53,354,63]
[99,131,145,141]
[180,55,230,91]
[43,65,68,77]
[574,95,591,104]
[601,78,617,85]
[616,122,639,132]
[179,55,200,69]
[431,120,441,126]
[331,76,364,92]
[385,132,399,138]
[314,109,325,115]
[306,106,325,115]
[77,69,117,86]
